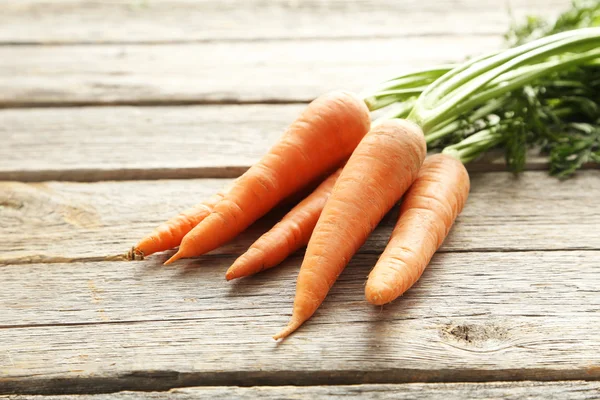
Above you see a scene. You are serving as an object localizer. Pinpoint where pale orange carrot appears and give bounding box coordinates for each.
[274,119,426,339]
[165,91,371,265]
[225,167,343,281]
[128,183,233,260]
[365,153,470,305]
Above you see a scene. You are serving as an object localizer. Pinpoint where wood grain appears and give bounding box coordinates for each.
[2,381,600,399]
[0,0,568,44]
[0,36,499,107]
[1,0,595,396]
[0,250,598,393]
[0,105,300,181]
[0,105,561,182]
[1,171,599,264]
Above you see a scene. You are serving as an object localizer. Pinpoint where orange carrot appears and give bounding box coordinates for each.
[128,183,232,260]
[274,119,426,339]
[365,153,470,305]
[165,91,371,264]
[226,167,342,281]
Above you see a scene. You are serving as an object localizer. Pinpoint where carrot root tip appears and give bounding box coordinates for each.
[127,247,144,261]
[365,287,391,306]
[164,250,184,265]
[273,318,303,341]
[225,270,236,281]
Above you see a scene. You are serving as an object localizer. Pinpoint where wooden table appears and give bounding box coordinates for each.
[1,1,599,398]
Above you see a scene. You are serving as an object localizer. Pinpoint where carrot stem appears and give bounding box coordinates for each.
[409,28,600,132]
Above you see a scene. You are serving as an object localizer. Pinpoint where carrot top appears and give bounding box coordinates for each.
[408,28,600,132]
[362,15,600,176]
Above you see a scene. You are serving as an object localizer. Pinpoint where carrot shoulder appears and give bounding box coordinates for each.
[274,119,426,339]
[365,153,470,305]
[225,167,342,281]
[165,91,371,264]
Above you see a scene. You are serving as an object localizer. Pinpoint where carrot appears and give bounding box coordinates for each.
[128,183,232,260]
[225,167,342,281]
[164,91,371,265]
[365,154,470,305]
[274,119,426,340]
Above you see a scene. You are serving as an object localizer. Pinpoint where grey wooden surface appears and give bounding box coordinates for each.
[0,37,498,107]
[0,0,566,44]
[0,105,565,182]
[1,251,599,393]
[1,171,599,264]
[2,0,598,398]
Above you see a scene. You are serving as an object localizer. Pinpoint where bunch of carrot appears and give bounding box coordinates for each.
[128,4,600,339]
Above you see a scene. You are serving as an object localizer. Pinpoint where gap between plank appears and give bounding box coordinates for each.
[1,248,598,267]
[1,368,599,395]
[0,31,502,47]
[0,248,252,266]
[3,164,598,183]
[0,166,250,183]
[0,98,311,110]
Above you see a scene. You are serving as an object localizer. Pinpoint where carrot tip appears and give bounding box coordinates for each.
[225,270,236,281]
[273,318,302,341]
[127,247,144,261]
[365,286,392,306]
[164,250,184,265]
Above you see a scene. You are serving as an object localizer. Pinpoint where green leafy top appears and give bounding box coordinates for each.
[364,1,600,177]
[408,28,600,132]
[506,0,600,46]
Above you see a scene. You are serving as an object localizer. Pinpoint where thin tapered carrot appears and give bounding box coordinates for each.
[128,183,233,260]
[274,119,426,340]
[165,91,371,265]
[365,153,470,305]
[225,167,343,281]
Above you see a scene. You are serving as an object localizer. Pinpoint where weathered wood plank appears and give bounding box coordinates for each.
[0,105,300,181]
[0,105,560,182]
[2,381,600,399]
[0,37,498,107]
[0,250,598,393]
[1,171,598,264]
[0,0,568,44]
